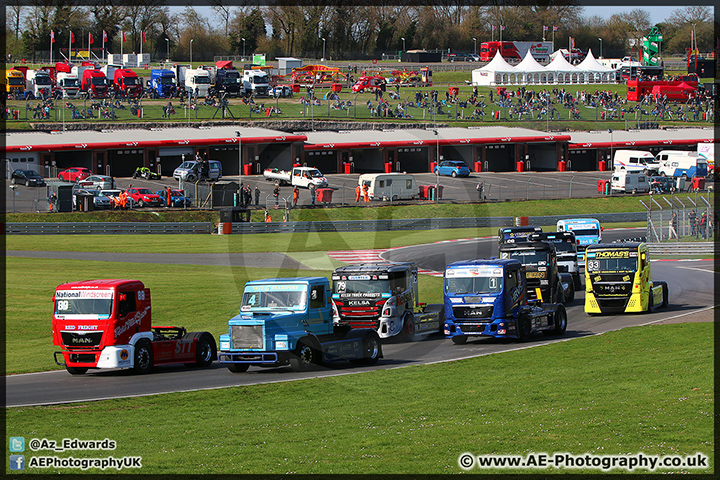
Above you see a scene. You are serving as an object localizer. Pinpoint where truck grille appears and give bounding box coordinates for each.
[60,331,103,349]
[594,283,632,296]
[335,299,385,319]
[455,322,489,333]
[453,305,493,320]
[231,325,264,350]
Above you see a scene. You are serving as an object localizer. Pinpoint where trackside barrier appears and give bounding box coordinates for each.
[5,212,651,235]
[5,222,214,235]
[647,242,715,256]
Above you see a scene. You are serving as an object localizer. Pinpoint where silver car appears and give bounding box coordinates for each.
[79,175,113,190]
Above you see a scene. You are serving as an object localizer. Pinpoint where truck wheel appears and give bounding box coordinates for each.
[227,363,249,373]
[400,313,418,342]
[186,174,195,182]
[517,314,532,342]
[289,340,317,372]
[188,332,216,367]
[274,179,280,186]
[351,333,381,365]
[660,282,669,308]
[451,335,468,345]
[548,305,567,335]
[564,281,575,303]
[66,366,88,375]
[133,340,153,374]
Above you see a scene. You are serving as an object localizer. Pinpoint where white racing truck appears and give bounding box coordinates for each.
[332,262,444,340]
[263,166,328,188]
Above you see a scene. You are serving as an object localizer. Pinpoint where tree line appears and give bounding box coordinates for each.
[4,2,715,64]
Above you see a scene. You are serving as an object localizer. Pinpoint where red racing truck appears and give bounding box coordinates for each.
[52,279,216,375]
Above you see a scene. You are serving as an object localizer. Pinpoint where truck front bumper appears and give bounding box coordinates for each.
[445,319,518,339]
[218,351,283,366]
[54,345,134,369]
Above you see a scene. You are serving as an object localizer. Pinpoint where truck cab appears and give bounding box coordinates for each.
[444,259,567,343]
[56,72,81,98]
[584,242,668,315]
[332,262,444,339]
[5,69,25,97]
[242,69,270,96]
[528,231,582,289]
[497,226,542,249]
[185,68,212,97]
[149,69,177,98]
[26,69,53,99]
[213,66,242,97]
[499,241,575,304]
[218,277,382,372]
[82,69,108,98]
[52,279,216,375]
[113,69,142,97]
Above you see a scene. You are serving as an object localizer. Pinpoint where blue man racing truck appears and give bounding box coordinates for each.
[443,259,567,344]
[218,277,382,372]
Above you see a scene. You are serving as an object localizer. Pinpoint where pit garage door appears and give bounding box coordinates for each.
[158,147,195,177]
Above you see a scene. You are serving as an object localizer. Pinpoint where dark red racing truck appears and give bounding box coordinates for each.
[52,279,216,375]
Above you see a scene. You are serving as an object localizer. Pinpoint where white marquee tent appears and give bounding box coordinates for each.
[471,49,618,86]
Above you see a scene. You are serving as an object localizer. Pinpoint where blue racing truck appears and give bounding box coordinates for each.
[149,69,177,98]
[443,259,567,344]
[556,218,602,264]
[218,277,382,372]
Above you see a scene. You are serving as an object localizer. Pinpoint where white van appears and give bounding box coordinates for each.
[613,150,659,175]
[610,171,649,194]
[358,173,417,201]
[656,150,708,178]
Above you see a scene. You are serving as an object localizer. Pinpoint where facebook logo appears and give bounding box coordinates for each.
[10,455,25,470]
[9,437,25,452]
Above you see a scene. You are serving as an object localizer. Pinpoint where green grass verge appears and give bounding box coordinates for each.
[6,322,713,474]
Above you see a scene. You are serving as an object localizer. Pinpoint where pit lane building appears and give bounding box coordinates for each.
[3,125,712,178]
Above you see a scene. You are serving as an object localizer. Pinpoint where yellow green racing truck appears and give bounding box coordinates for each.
[584,242,668,314]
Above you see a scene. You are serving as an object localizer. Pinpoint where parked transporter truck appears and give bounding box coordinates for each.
[52,279,217,375]
[444,259,567,344]
[218,277,382,372]
[584,242,668,315]
[499,240,575,304]
[331,262,444,340]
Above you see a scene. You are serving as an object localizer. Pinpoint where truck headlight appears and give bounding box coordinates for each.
[219,341,230,350]
[275,341,288,350]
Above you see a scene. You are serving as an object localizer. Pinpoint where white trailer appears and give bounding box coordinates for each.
[358,173,418,201]
[263,166,328,188]
[242,69,270,96]
[26,69,53,98]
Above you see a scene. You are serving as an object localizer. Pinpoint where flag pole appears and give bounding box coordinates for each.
[50,32,53,64]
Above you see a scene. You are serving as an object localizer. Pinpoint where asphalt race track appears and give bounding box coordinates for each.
[6,229,715,407]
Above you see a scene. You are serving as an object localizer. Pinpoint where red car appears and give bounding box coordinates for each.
[58,167,92,182]
[126,187,162,207]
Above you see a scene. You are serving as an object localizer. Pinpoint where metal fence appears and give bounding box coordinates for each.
[642,194,715,243]
[5,222,213,235]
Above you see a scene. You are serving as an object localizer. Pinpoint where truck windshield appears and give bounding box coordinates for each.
[568,228,599,237]
[334,279,393,295]
[551,242,576,253]
[241,284,307,311]
[501,249,548,266]
[253,76,269,85]
[194,76,211,84]
[445,276,502,294]
[91,77,105,86]
[122,77,138,85]
[54,290,113,318]
[158,77,175,85]
[445,266,504,294]
[9,78,24,85]
[62,79,80,87]
[586,256,637,273]
[35,76,52,85]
